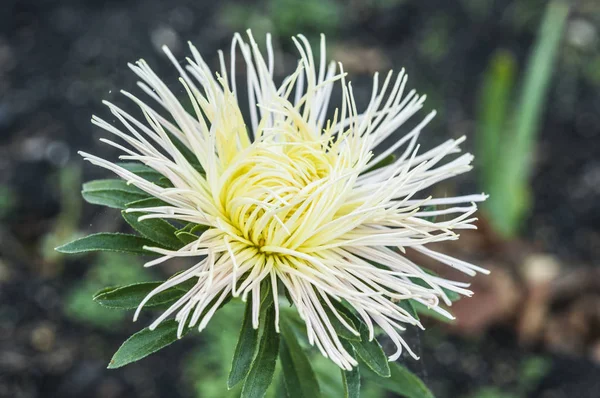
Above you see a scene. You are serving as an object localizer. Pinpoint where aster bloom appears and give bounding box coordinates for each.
[80,31,488,371]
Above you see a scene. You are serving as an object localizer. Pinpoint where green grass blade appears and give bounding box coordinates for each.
[489,0,570,237]
[477,50,517,189]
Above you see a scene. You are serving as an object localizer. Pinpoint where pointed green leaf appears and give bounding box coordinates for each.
[121,211,182,250]
[56,233,156,255]
[175,231,200,245]
[126,197,171,209]
[342,367,361,398]
[175,223,208,245]
[176,222,208,235]
[108,320,187,368]
[174,277,197,293]
[326,301,369,343]
[364,154,396,174]
[190,224,208,234]
[349,323,390,378]
[93,282,186,310]
[366,362,434,398]
[159,176,175,188]
[419,205,438,223]
[410,301,453,323]
[117,162,164,185]
[326,307,361,342]
[279,320,321,398]
[329,302,390,377]
[228,300,260,388]
[241,306,279,398]
[409,272,461,302]
[94,286,118,297]
[340,341,360,398]
[398,300,419,321]
[168,133,205,175]
[82,179,149,209]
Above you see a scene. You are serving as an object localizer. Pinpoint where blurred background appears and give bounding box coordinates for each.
[1,0,600,397]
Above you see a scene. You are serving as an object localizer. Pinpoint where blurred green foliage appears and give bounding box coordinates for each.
[518,356,551,392]
[268,0,341,38]
[41,165,83,261]
[0,185,15,218]
[478,0,570,237]
[221,0,341,41]
[219,4,274,42]
[64,253,151,329]
[470,388,518,398]
[418,14,451,63]
[509,0,550,32]
[459,0,494,20]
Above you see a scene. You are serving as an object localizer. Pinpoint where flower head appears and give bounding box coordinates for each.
[81,31,488,370]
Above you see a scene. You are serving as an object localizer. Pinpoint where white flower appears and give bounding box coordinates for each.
[80,31,488,370]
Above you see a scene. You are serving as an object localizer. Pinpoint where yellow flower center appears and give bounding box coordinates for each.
[219,141,335,251]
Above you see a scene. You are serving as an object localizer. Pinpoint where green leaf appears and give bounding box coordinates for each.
[326,306,361,342]
[228,300,260,388]
[349,323,390,378]
[228,281,273,389]
[117,162,164,185]
[409,273,461,302]
[126,197,171,209]
[175,223,208,245]
[419,205,439,224]
[279,320,322,398]
[176,231,199,244]
[82,179,149,209]
[410,301,453,324]
[121,211,182,250]
[158,176,174,188]
[330,302,388,376]
[174,277,197,293]
[241,306,280,398]
[177,223,209,234]
[93,282,185,310]
[340,340,360,398]
[190,224,208,234]
[93,285,119,297]
[364,154,396,174]
[444,289,460,303]
[398,300,419,321]
[108,320,187,368]
[56,233,157,255]
[168,133,205,175]
[366,362,434,398]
